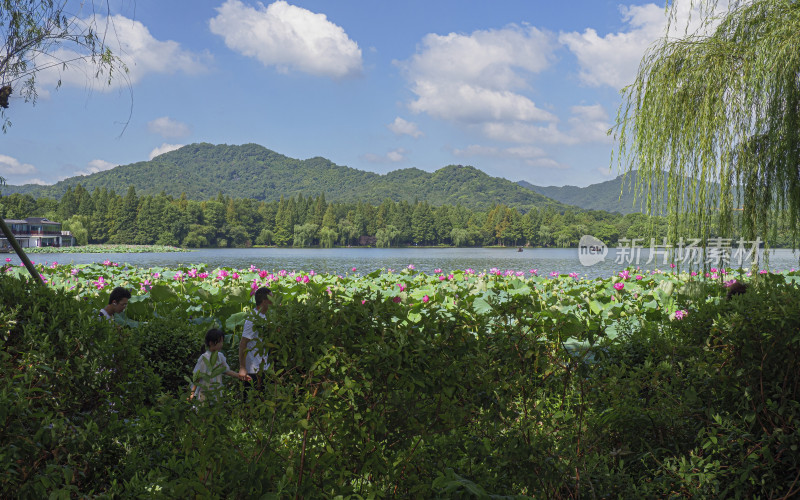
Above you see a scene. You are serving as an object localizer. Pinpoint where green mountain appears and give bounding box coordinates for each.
[4,143,572,212]
[518,173,649,214]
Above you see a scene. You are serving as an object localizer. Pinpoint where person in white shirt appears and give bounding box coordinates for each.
[190,328,250,402]
[98,287,131,321]
[238,286,273,388]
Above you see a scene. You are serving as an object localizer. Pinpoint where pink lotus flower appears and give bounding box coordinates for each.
[279,270,287,277]
[434,268,442,274]
[4,258,10,263]
[351,267,357,272]
[613,282,625,291]
[635,275,643,280]
[569,272,578,279]
[198,272,209,279]
[361,299,367,304]
[140,279,151,291]
[392,296,402,303]
[759,270,768,274]
[174,272,184,281]
[422,295,430,303]
[619,270,630,280]
[466,268,475,275]
[439,275,446,281]
[670,263,676,268]
[103,260,111,266]
[258,270,269,279]
[407,264,415,270]
[302,275,309,283]
[232,272,239,279]
[188,268,198,278]
[549,271,559,278]
[448,274,454,280]
[674,309,688,320]
[71,268,79,275]
[529,269,538,275]
[690,271,698,276]
[397,284,406,291]
[50,262,58,269]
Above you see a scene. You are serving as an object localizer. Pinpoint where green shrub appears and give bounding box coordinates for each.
[0,274,160,497]
[136,315,206,394]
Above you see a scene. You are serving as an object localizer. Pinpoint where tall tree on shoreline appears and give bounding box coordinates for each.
[612,0,800,249]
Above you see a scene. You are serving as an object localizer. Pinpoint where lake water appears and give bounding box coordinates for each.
[8,247,800,279]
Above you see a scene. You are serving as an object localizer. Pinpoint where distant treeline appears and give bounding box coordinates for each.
[0,184,793,248]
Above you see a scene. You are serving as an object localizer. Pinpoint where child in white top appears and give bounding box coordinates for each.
[190,328,250,402]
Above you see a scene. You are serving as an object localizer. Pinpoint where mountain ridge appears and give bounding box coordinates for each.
[2,143,573,212]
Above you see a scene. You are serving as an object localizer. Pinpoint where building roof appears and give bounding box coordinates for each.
[3,219,28,224]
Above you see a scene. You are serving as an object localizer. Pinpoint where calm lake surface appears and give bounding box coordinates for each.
[10,247,800,280]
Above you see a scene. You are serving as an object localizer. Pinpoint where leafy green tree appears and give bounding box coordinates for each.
[274,196,293,246]
[411,202,435,245]
[318,227,337,248]
[613,0,800,248]
[107,186,138,244]
[255,228,274,246]
[62,215,88,245]
[0,193,36,219]
[56,185,78,221]
[293,223,318,247]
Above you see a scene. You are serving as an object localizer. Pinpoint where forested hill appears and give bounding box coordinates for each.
[518,173,647,214]
[5,143,571,212]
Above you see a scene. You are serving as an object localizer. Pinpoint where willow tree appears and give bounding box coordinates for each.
[1,0,125,131]
[612,0,800,251]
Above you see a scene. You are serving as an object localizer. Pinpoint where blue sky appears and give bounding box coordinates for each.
[0,0,717,189]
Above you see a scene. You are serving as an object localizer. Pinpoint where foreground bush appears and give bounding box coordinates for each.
[1,270,799,497]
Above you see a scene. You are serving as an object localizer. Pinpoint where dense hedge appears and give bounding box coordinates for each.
[1,272,799,498]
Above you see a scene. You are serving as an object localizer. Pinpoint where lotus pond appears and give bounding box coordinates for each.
[6,259,799,343]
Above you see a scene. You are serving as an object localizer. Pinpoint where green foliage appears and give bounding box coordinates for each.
[613,0,800,248]
[136,315,206,394]
[0,273,160,496]
[2,264,799,497]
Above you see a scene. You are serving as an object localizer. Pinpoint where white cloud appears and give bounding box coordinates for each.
[482,122,576,144]
[399,25,556,124]
[147,116,191,138]
[72,159,118,177]
[527,158,569,169]
[560,2,729,89]
[479,104,611,145]
[388,117,423,138]
[568,104,612,143]
[149,143,184,160]
[33,14,209,92]
[0,155,37,175]
[596,166,616,178]
[451,143,565,169]
[210,0,362,79]
[16,178,49,186]
[453,144,546,160]
[362,148,407,163]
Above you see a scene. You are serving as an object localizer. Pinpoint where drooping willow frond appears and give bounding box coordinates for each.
[612,0,800,250]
